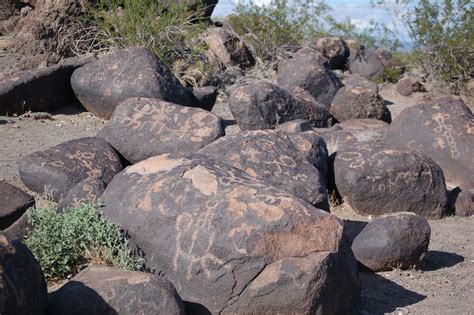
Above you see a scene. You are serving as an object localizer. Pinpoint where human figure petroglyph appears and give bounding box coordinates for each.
[432,112,460,159]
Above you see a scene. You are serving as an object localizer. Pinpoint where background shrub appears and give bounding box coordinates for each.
[88,0,211,75]
[25,203,143,280]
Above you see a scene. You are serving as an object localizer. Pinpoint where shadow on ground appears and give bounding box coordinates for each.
[423,250,464,271]
[351,272,426,314]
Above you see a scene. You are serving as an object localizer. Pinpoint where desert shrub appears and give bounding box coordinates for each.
[233,0,332,60]
[25,203,143,280]
[376,0,474,92]
[88,0,210,72]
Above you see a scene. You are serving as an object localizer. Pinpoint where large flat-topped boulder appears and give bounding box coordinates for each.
[98,97,224,164]
[101,154,360,314]
[198,130,329,210]
[19,137,123,201]
[71,47,195,119]
[334,142,449,219]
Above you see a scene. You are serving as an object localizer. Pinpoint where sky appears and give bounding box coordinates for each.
[212,0,410,40]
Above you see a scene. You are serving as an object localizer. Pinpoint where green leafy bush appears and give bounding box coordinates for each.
[376,0,474,91]
[25,203,143,280]
[88,0,210,71]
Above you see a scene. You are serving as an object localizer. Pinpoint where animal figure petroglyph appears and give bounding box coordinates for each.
[431,112,460,159]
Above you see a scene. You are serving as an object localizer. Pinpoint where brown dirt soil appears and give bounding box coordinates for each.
[0,86,473,314]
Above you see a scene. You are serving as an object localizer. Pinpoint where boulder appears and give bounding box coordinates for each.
[198,130,329,210]
[0,57,91,115]
[454,184,474,217]
[312,37,350,70]
[19,137,123,201]
[101,154,360,314]
[0,0,16,21]
[338,118,390,142]
[191,86,218,111]
[349,48,385,80]
[397,75,425,96]
[47,266,186,315]
[277,52,342,107]
[375,48,394,67]
[383,98,473,194]
[0,234,47,314]
[202,27,255,71]
[71,47,195,119]
[351,212,431,271]
[229,81,330,130]
[288,131,329,185]
[277,119,312,134]
[58,177,106,211]
[0,181,34,230]
[331,75,390,123]
[98,97,224,164]
[334,142,449,219]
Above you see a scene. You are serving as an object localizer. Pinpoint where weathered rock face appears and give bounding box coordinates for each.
[312,37,350,70]
[0,181,34,230]
[338,118,390,142]
[288,131,329,185]
[19,137,123,201]
[349,48,385,79]
[71,47,195,119]
[0,57,91,115]
[198,130,329,210]
[277,119,312,134]
[229,81,330,130]
[202,27,255,71]
[48,266,186,315]
[101,154,360,314]
[454,184,474,217]
[384,98,474,188]
[98,98,224,164]
[58,177,105,211]
[334,142,449,219]
[351,212,431,271]
[277,52,343,107]
[0,234,47,314]
[331,75,390,123]
[397,75,425,96]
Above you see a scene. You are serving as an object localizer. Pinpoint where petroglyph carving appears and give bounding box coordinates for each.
[432,112,460,159]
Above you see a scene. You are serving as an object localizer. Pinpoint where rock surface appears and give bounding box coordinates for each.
[352,212,431,271]
[277,119,312,134]
[349,48,385,79]
[331,75,390,123]
[98,97,224,164]
[334,142,449,219]
[384,98,473,188]
[0,233,48,314]
[277,52,342,107]
[101,154,360,314]
[198,130,329,210]
[48,266,186,315]
[288,131,329,185]
[397,75,425,96]
[229,81,330,130]
[312,37,350,70]
[202,27,255,71]
[338,118,390,142]
[0,57,91,115]
[71,47,195,119]
[58,177,106,211]
[0,181,34,230]
[19,137,123,201]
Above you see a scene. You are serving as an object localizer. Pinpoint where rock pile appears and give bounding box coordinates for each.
[0,18,473,313]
